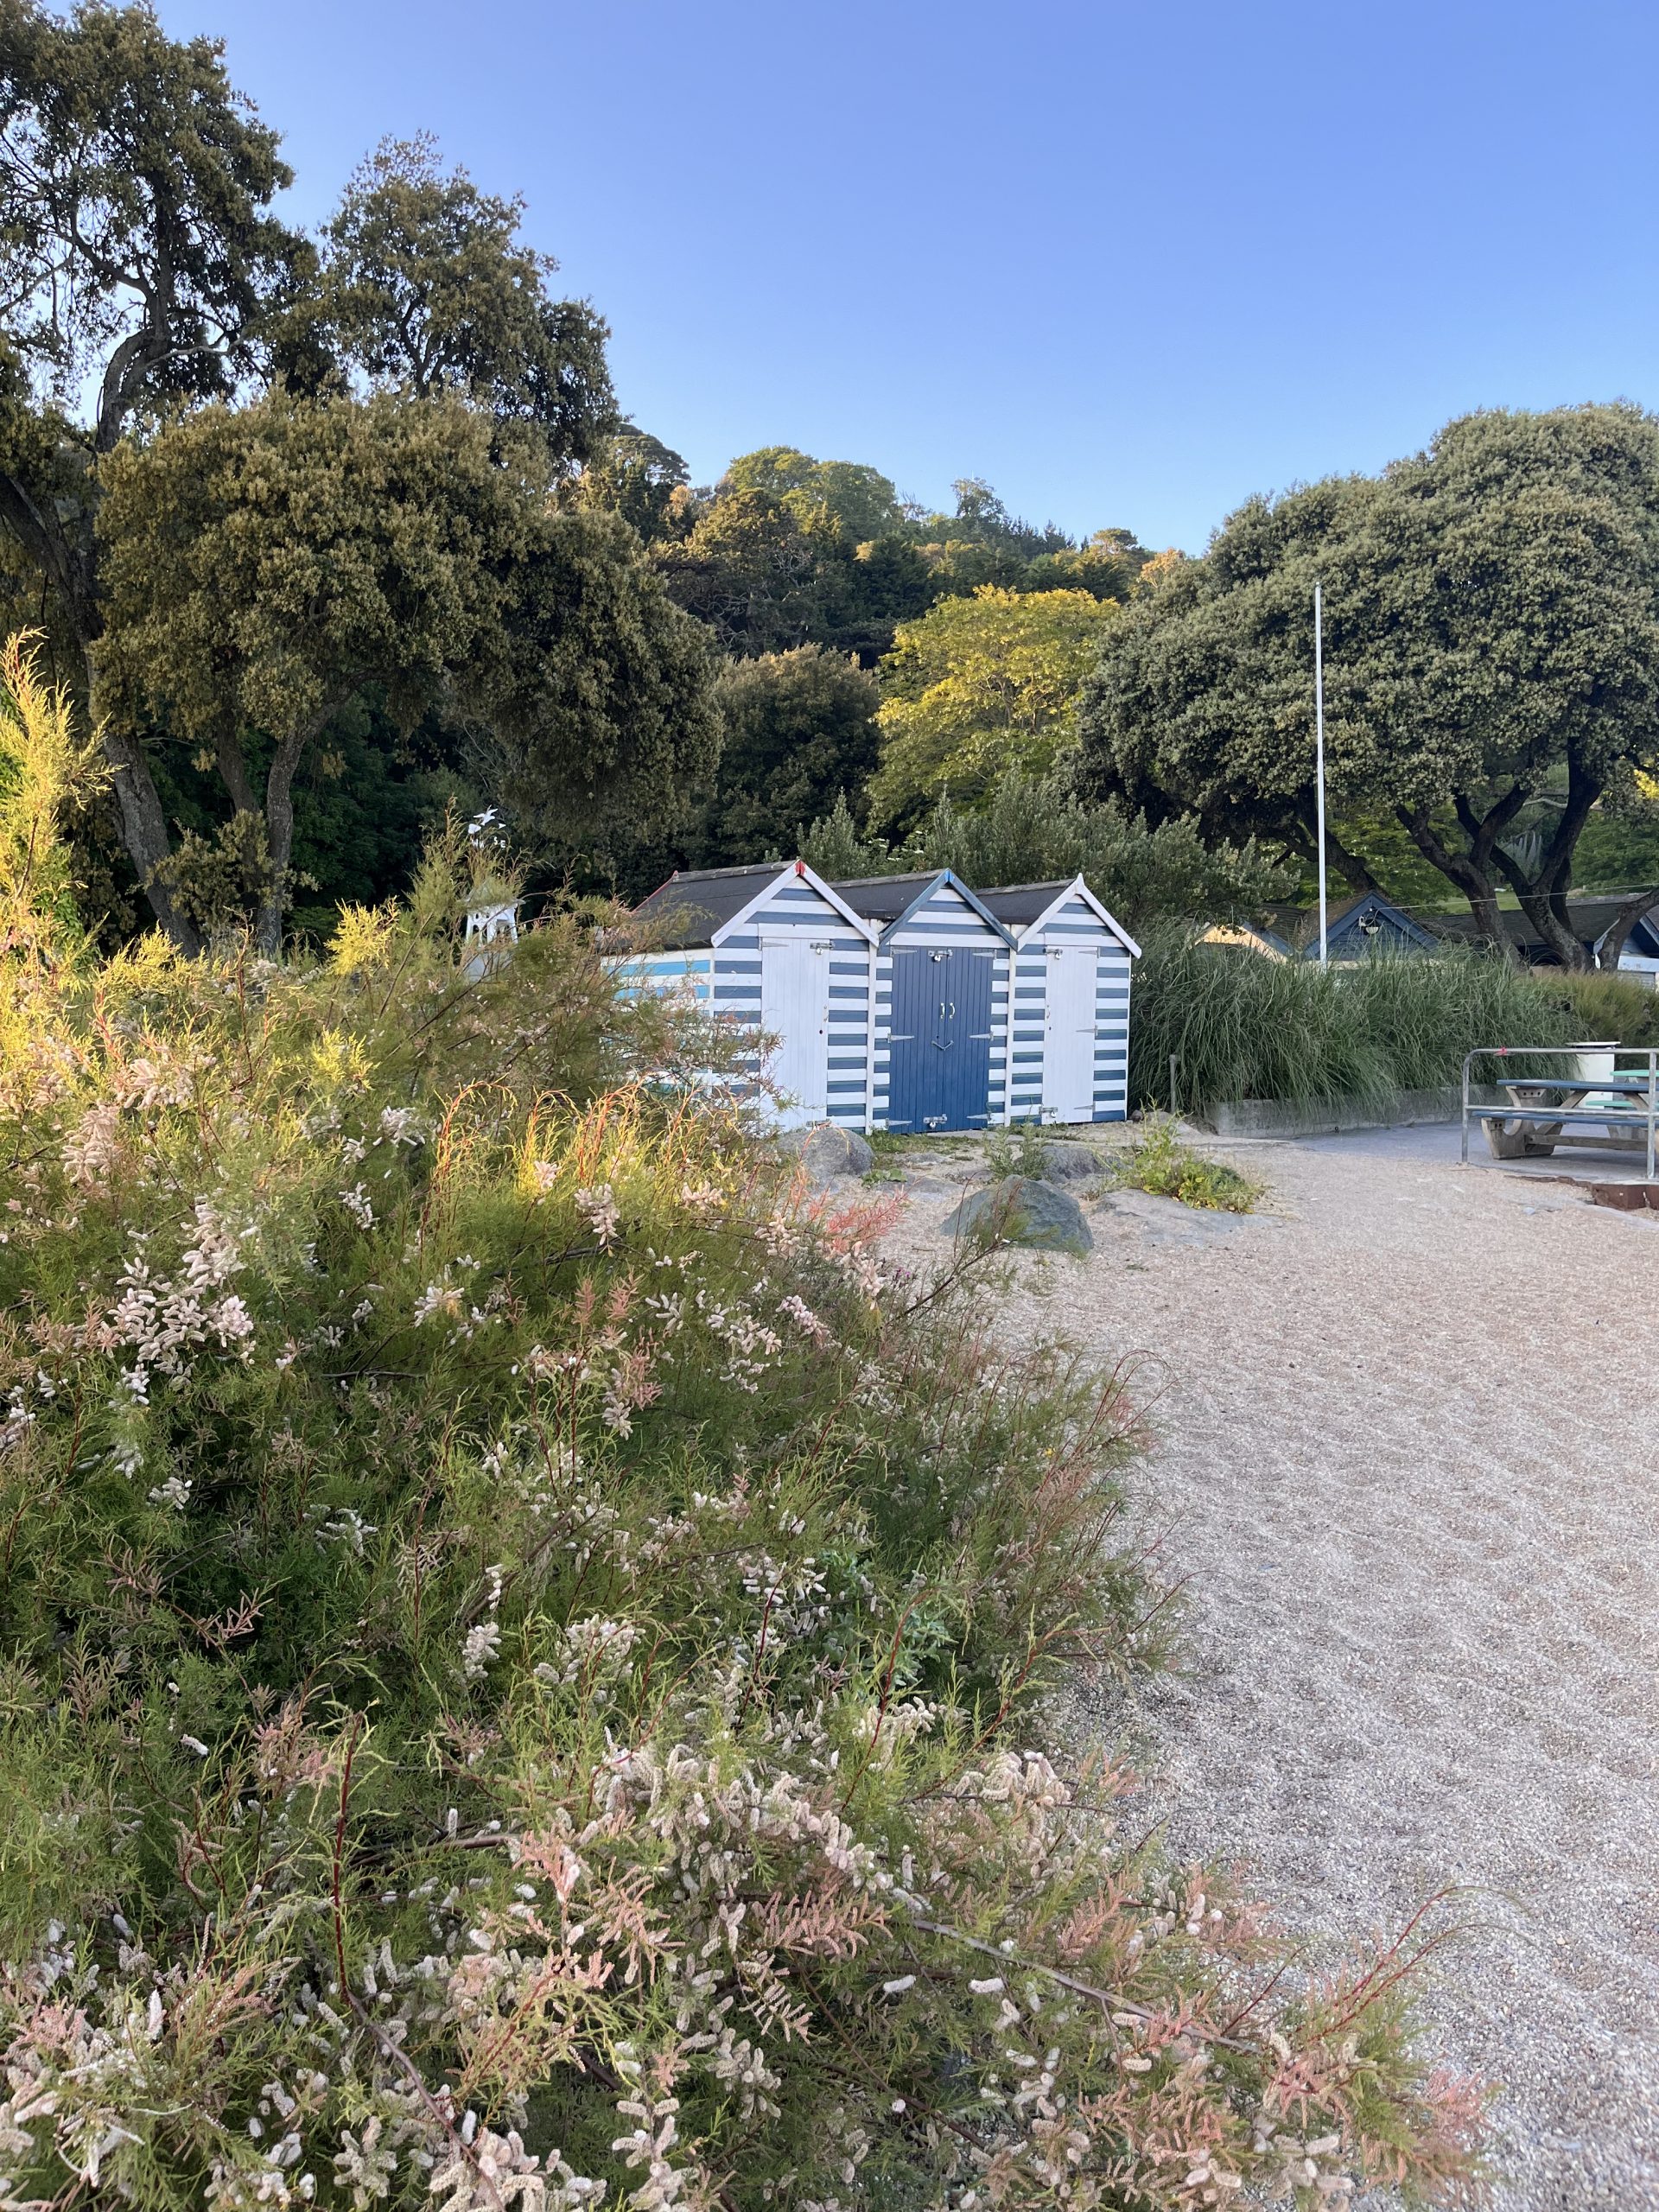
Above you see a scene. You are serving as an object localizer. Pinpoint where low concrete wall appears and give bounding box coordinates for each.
[1202,1085,1505,1140]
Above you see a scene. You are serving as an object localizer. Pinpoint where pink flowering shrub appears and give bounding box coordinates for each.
[0,654,1485,2207]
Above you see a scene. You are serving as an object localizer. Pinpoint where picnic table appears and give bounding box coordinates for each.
[1461,1046,1659,1176]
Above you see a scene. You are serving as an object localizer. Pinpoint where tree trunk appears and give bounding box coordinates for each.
[97,715,200,954]
[258,709,337,957]
[1396,800,1517,957]
[1285,804,1381,894]
[1592,888,1659,974]
[1490,753,1600,973]
[1325,827,1382,897]
[80,642,201,954]
[257,730,306,958]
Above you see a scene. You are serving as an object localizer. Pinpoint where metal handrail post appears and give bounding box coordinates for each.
[1649,1050,1656,1184]
[1460,1049,1478,1165]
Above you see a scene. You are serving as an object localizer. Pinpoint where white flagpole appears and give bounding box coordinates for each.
[1314,579,1328,966]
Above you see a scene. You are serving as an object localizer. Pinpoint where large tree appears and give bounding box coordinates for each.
[315,133,616,466]
[96,390,718,951]
[465,508,721,873]
[694,645,880,866]
[0,10,627,950]
[1080,404,1659,967]
[651,486,852,655]
[721,445,906,543]
[868,584,1122,827]
[94,391,520,952]
[571,427,690,542]
[0,0,309,942]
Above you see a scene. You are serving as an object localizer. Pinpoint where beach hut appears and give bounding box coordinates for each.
[625,861,878,1130]
[1200,891,1438,963]
[977,877,1140,1126]
[830,871,1014,1134]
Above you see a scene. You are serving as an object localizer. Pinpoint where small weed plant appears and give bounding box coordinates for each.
[1119,1116,1260,1211]
[0,645,1482,2208]
[984,1119,1052,1179]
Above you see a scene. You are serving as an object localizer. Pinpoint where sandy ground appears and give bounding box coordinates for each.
[883,1122,1659,2210]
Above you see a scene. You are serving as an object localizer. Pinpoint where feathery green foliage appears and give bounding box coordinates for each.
[0,632,104,963]
[802,771,1294,933]
[1129,931,1586,1113]
[0,668,1485,2208]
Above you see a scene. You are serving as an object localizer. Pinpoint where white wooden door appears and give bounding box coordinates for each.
[760,936,832,1128]
[1040,946,1096,1124]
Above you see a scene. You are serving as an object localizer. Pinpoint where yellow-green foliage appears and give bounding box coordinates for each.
[0,743,1483,2204]
[868,585,1120,823]
[0,632,105,964]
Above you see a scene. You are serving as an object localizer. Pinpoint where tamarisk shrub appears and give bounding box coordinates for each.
[0,652,1485,2206]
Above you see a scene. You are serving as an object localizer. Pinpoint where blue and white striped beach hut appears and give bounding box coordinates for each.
[978,877,1140,1126]
[830,871,1014,1134]
[625,861,879,1131]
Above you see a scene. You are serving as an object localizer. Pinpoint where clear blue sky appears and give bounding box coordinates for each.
[156,0,1659,554]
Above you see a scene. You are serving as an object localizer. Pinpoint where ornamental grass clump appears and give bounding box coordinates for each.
[0,647,1484,2208]
[1129,925,1584,1116]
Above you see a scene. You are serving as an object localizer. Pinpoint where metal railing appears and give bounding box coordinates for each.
[1460,1046,1659,1179]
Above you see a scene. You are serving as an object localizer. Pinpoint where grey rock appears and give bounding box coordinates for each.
[941,1175,1093,1255]
[1032,1140,1103,1185]
[779,1122,874,1179]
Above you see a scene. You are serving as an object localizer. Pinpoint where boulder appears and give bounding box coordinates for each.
[779,1122,874,1180]
[1031,1140,1103,1185]
[941,1175,1093,1255]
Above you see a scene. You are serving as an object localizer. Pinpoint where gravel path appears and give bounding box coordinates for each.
[886,1124,1659,2209]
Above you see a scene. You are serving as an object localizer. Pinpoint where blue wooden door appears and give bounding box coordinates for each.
[886,949,994,1132]
[885,950,934,1135]
[939,948,994,1130]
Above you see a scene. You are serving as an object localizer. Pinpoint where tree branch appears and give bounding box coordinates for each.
[1396,804,1511,956]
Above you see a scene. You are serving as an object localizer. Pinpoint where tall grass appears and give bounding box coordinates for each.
[1129,926,1594,1112]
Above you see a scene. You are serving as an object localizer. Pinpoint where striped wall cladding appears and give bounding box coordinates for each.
[868,880,1011,1133]
[706,880,875,1126]
[1005,890,1132,1125]
[620,865,1136,1132]
[616,868,878,1128]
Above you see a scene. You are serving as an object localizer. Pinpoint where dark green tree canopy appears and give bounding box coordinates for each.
[0,0,308,440]
[1080,404,1659,964]
[469,505,721,868]
[317,133,616,466]
[570,427,690,541]
[97,392,717,946]
[96,387,523,948]
[652,485,849,654]
[695,644,880,866]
